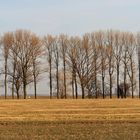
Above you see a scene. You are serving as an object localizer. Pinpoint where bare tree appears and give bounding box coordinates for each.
[30,34,43,99]
[106,31,115,98]
[59,35,68,99]
[120,32,131,98]
[95,31,108,98]
[136,33,140,98]
[74,39,86,99]
[11,30,35,99]
[66,37,80,99]
[8,61,22,99]
[74,34,99,99]
[1,30,140,99]
[113,31,123,98]
[44,35,54,99]
[2,32,13,99]
[53,37,60,99]
[90,33,101,98]
[126,33,136,98]
[82,34,92,98]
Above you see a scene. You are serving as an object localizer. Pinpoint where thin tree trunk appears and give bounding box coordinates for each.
[33,60,37,99]
[94,60,97,99]
[34,75,37,99]
[95,76,97,99]
[132,82,134,98]
[56,63,59,99]
[139,61,140,98]
[86,50,90,98]
[63,58,67,99]
[4,58,7,99]
[102,76,105,99]
[12,78,15,99]
[124,64,127,98]
[23,66,27,99]
[109,74,112,99]
[12,62,16,99]
[49,61,52,99]
[72,75,74,99]
[72,67,75,99]
[117,64,120,98]
[131,63,134,98]
[102,59,105,99]
[74,71,78,99]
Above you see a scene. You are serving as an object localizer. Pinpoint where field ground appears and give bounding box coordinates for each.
[0,99,140,140]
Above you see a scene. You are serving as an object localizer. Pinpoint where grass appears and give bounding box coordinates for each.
[0,99,140,139]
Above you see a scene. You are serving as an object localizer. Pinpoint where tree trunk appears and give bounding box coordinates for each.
[16,89,19,99]
[72,67,75,99]
[131,63,134,98]
[23,82,27,99]
[49,61,52,99]
[81,83,85,99]
[56,63,59,99]
[95,75,97,99]
[94,62,97,99]
[109,74,112,99]
[34,75,37,99]
[139,61,140,98]
[4,58,7,99]
[72,76,74,99]
[117,64,120,98]
[132,82,134,98]
[124,64,127,98]
[12,62,16,99]
[12,78,15,99]
[63,58,67,99]
[102,59,105,99]
[33,60,37,99]
[102,76,105,99]
[74,72,78,99]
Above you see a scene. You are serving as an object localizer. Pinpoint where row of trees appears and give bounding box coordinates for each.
[1,30,140,99]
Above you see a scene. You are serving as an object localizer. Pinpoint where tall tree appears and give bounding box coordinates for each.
[12,30,35,99]
[82,34,91,98]
[137,33,140,98]
[74,39,86,99]
[2,32,13,99]
[44,35,54,99]
[106,30,115,98]
[95,31,108,99]
[66,37,79,99]
[91,32,101,98]
[30,34,43,99]
[126,33,136,98]
[8,61,22,99]
[113,31,123,98]
[121,32,130,98]
[53,37,60,99]
[59,35,68,99]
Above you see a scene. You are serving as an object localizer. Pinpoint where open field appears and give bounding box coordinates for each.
[0,99,140,140]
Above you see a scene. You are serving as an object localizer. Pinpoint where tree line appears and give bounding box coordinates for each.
[1,29,140,99]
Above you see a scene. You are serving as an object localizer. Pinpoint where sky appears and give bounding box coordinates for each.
[0,0,140,36]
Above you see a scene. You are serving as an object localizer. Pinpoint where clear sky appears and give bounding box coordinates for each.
[0,0,140,36]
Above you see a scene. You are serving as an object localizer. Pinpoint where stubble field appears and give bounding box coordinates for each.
[0,99,140,140]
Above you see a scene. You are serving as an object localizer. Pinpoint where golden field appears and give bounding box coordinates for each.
[0,99,140,140]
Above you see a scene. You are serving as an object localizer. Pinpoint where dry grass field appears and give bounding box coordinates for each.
[0,99,140,140]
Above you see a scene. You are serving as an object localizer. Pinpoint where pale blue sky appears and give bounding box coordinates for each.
[0,0,140,36]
